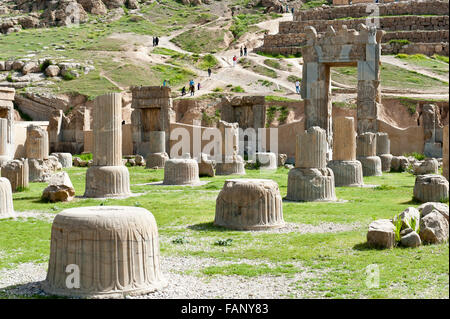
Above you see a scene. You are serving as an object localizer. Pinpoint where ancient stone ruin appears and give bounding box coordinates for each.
[198,153,215,177]
[26,125,49,160]
[215,120,245,175]
[84,93,131,198]
[214,179,285,230]
[327,117,364,187]
[413,174,449,203]
[300,24,384,159]
[50,152,73,168]
[444,125,449,181]
[131,86,175,158]
[357,132,382,176]
[255,152,277,170]
[0,177,14,219]
[145,131,169,169]
[0,87,15,165]
[42,172,75,203]
[421,104,444,158]
[163,158,200,185]
[376,132,392,172]
[286,126,336,202]
[42,206,167,298]
[1,159,29,192]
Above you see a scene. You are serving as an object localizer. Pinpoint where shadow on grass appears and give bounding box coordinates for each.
[401,197,423,205]
[0,281,67,299]
[352,242,391,251]
[188,222,229,232]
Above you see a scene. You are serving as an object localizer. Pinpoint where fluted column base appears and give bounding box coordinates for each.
[0,177,14,219]
[328,160,364,187]
[358,156,382,176]
[379,154,393,172]
[84,166,131,198]
[214,179,284,230]
[413,174,449,203]
[286,168,336,202]
[163,159,200,185]
[215,161,246,176]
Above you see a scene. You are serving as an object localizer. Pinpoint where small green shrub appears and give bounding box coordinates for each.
[389,39,410,45]
[231,86,245,93]
[214,238,233,246]
[403,152,425,160]
[172,236,189,244]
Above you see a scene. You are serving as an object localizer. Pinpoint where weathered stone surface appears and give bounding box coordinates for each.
[135,155,145,166]
[367,219,395,249]
[145,152,169,169]
[413,158,439,175]
[393,207,420,232]
[444,125,449,181]
[84,166,131,198]
[277,153,287,166]
[286,168,336,202]
[22,61,40,75]
[42,172,75,202]
[413,174,449,203]
[391,156,409,172]
[400,231,421,248]
[0,177,14,219]
[333,117,356,161]
[296,126,327,169]
[45,65,60,77]
[327,160,363,187]
[163,159,200,185]
[0,159,29,192]
[42,206,167,298]
[357,132,377,157]
[215,120,246,176]
[256,152,277,170]
[28,156,62,182]
[198,153,215,177]
[214,179,285,230]
[419,211,449,244]
[50,153,73,168]
[215,160,246,175]
[26,125,49,160]
[358,156,382,176]
[376,132,390,156]
[418,202,449,223]
[73,157,88,167]
[379,154,393,172]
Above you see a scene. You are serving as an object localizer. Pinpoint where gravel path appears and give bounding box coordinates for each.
[0,256,321,299]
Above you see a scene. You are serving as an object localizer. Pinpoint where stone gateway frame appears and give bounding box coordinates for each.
[300,24,385,159]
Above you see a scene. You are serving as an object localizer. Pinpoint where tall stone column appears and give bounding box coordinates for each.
[215,120,245,175]
[376,132,392,172]
[443,125,448,181]
[422,104,442,158]
[357,132,382,176]
[84,93,131,198]
[327,117,363,187]
[286,126,336,201]
[0,119,9,165]
[0,87,15,164]
[301,62,333,160]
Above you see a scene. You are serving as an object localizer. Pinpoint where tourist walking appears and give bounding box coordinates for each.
[232,55,237,67]
[163,79,167,87]
[240,47,243,57]
[208,68,212,77]
[189,79,195,96]
[244,46,247,56]
[197,82,201,91]
[291,7,294,15]
[295,80,300,94]
[181,86,186,96]
[152,37,156,47]
[155,36,159,46]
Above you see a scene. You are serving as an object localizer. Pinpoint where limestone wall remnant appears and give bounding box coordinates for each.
[0,87,15,164]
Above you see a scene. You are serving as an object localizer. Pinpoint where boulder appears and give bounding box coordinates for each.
[45,65,60,77]
[367,219,395,249]
[418,202,449,223]
[390,156,409,172]
[73,157,88,167]
[42,172,75,202]
[12,60,24,71]
[419,211,449,244]
[400,231,421,248]
[22,62,40,75]
[198,153,215,177]
[135,155,145,166]
[29,157,62,182]
[413,158,439,175]
[278,153,287,166]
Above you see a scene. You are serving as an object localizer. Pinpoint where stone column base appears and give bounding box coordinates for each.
[255,152,277,170]
[358,156,382,176]
[84,166,131,198]
[327,160,363,187]
[145,152,169,169]
[0,177,14,219]
[413,174,449,203]
[163,159,200,185]
[286,168,336,202]
[215,161,246,176]
[379,154,393,172]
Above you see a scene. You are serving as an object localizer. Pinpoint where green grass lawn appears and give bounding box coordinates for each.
[395,54,449,77]
[1,166,448,298]
[331,63,448,90]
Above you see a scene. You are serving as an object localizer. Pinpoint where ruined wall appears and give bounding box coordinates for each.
[13,121,49,158]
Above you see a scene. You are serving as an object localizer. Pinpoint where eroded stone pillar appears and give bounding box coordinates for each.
[26,125,49,160]
[84,93,131,198]
[1,159,29,192]
[328,117,363,187]
[376,132,392,172]
[286,126,336,201]
[443,125,449,181]
[163,158,200,185]
[0,119,9,165]
[42,206,167,298]
[422,104,442,158]
[0,177,14,219]
[215,120,245,175]
[357,132,382,176]
[214,179,284,230]
[145,131,169,169]
[0,87,14,163]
